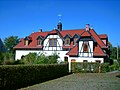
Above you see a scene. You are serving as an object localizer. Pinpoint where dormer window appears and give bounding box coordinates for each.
[64,34,71,45]
[37,39,41,46]
[24,36,31,46]
[73,34,79,45]
[65,38,70,45]
[83,42,88,52]
[37,36,43,46]
[49,38,57,46]
[24,40,29,46]
[74,38,78,45]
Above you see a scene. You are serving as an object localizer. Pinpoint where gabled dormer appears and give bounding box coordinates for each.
[63,34,71,45]
[73,34,79,45]
[36,36,43,46]
[24,36,32,46]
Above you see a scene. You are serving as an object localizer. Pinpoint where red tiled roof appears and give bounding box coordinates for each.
[48,29,58,35]
[66,44,78,56]
[81,31,91,37]
[14,28,108,57]
[14,32,48,49]
[99,34,108,39]
[60,29,85,37]
[93,44,106,56]
[90,29,107,48]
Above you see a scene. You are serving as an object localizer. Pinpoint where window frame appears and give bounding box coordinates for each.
[49,38,57,46]
[65,38,70,45]
[37,39,42,46]
[24,40,29,46]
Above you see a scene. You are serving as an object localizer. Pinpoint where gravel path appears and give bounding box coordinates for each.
[20,72,120,90]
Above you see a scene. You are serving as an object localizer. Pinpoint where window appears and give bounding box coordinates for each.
[83,60,88,62]
[37,39,41,46]
[64,57,68,63]
[96,60,101,63]
[71,59,76,62]
[24,40,29,46]
[74,38,78,45]
[49,38,57,46]
[65,38,70,45]
[83,42,88,52]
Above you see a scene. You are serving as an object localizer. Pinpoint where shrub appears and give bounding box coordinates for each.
[109,62,119,71]
[100,63,110,73]
[71,62,110,73]
[0,64,68,90]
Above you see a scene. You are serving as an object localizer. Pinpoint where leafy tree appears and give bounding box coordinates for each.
[2,52,14,65]
[110,47,117,59]
[35,53,49,64]
[20,52,59,64]
[0,52,4,64]
[4,36,19,53]
[48,52,59,64]
[21,53,37,64]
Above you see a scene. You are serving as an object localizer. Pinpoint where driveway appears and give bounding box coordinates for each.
[20,72,120,90]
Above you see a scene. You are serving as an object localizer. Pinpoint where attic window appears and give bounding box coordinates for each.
[24,40,29,46]
[37,39,41,46]
[65,38,70,45]
[74,38,78,45]
[83,42,88,52]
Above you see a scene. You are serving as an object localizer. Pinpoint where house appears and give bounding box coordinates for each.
[0,38,6,52]
[14,22,109,71]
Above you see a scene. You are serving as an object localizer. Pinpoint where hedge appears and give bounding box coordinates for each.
[0,64,69,90]
[71,62,110,73]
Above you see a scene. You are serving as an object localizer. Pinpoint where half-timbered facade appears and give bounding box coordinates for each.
[14,23,109,71]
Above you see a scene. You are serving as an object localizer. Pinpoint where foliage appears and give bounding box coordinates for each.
[71,62,100,73]
[100,63,110,73]
[20,52,59,64]
[0,64,69,89]
[0,52,4,64]
[109,62,119,71]
[48,52,59,64]
[20,53,37,64]
[35,53,49,64]
[0,52,14,65]
[71,62,110,73]
[4,36,19,53]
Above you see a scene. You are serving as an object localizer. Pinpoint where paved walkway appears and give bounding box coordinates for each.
[20,72,120,90]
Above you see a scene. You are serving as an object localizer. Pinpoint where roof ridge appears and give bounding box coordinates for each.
[89,29,107,48]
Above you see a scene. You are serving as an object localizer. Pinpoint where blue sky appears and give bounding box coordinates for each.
[0,0,120,46]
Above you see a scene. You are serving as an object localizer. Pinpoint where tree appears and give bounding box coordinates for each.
[21,53,37,64]
[35,53,49,64]
[4,36,19,53]
[48,52,59,64]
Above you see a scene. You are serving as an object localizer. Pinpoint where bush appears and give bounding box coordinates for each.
[71,62,110,73]
[109,62,119,71]
[100,63,110,73]
[71,62,100,73]
[0,64,68,90]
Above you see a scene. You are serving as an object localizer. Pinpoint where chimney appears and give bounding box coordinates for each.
[57,22,62,31]
[86,24,90,31]
[39,29,42,32]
